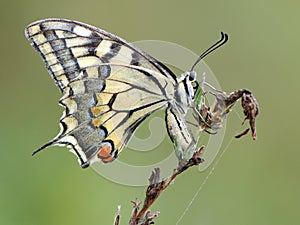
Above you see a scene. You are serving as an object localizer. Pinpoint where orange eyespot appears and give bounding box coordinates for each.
[92,118,101,127]
[101,155,114,163]
[97,142,115,163]
[91,107,101,116]
[98,143,111,158]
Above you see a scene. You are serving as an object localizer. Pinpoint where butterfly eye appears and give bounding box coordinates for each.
[192,80,199,90]
[189,71,196,81]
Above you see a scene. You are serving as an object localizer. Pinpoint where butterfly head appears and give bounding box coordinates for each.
[186,71,199,99]
[175,71,199,113]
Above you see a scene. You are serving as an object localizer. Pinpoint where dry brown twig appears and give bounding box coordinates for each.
[114,146,205,225]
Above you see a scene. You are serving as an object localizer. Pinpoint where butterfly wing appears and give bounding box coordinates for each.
[25,18,176,168]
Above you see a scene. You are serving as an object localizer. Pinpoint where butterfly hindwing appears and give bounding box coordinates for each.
[59,64,174,166]
[25,19,176,167]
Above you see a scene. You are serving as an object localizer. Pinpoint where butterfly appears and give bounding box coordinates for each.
[25,18,254,169]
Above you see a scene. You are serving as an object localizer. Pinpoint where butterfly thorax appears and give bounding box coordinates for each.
[174,71,197,115]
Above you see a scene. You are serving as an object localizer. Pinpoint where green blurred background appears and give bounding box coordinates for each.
[1,0,299,224]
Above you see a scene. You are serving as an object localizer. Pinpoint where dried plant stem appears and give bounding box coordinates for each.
[135,146,205,224]
[114,146,205,225]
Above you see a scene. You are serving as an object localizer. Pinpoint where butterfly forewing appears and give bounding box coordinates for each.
[25,19,176,167]
[25,19,177,90]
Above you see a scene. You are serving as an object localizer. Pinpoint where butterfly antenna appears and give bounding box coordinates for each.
[190,32,229,71]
